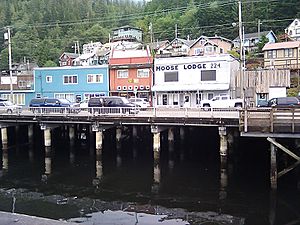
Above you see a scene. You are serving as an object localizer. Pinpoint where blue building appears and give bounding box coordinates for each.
[29,65,109,105]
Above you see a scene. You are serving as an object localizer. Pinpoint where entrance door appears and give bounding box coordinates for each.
[183,94,190,107]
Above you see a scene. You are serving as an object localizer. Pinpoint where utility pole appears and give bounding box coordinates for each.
[258,19,261,37]
[4,27,13,102]
[149,22,153,45]
[238,0,244,103]
[77,41,80,55]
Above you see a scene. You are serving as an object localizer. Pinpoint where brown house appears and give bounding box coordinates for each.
[262,41,300,70]
[59,52,79,67]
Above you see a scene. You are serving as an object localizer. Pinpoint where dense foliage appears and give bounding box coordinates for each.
[0,0,299,68]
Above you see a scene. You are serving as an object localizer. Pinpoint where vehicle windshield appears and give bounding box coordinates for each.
[121,97,130,104]
[59,99,71,104]
[3,101,13,106]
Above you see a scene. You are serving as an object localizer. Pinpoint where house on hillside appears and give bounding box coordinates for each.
[73,53,98,66]
[152,54,239,107]
[233,30,277,52]
[109,47,153,101]
[111,25,143,43]
[59,52,79,67]
[189,35,233,56]
[148,40,170,54]
[156,38,195,57]
[262,41,300,70]
[0,62,37,105]
[31,65,109,104]
[82,42,102,54]
[285,19,300,41]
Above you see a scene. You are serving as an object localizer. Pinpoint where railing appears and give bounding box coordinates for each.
[15,106,241,119]
[240,107,300,134]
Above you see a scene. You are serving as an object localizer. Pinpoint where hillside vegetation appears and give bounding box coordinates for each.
[0,0,299,68]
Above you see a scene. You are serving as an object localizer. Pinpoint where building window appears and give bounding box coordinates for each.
[201,70,216,81]
[284,49,294,57]
[207,93,214,100]
[18,80,26,88]
[117,70,129,78]
[162,94,168,105]
[205,46,213,53]
[220,48,224,54]
[63,75,78,84]
[1,93,25,105]
[54,93,75,102]
[164,71,178,82]
[194,48,204,55]
[46,76,52,83]
[296,29,300,34]
[84,93,105,99]
[267,50,276,59]
[87,74,103,83]
[137,69,149,78]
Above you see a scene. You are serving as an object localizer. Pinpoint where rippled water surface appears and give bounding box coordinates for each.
[1,125,300,225]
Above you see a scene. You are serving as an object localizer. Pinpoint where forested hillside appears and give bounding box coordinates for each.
[0,0,299,68]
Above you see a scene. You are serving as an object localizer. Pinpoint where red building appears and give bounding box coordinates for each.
[109,47,153,102]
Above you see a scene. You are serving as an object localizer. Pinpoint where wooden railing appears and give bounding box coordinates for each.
[240,107,300,134]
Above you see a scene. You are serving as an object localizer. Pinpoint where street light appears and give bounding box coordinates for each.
[4,27,13,102]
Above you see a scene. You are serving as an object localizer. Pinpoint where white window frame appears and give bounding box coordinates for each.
[87,74,103,83]
[205,46,213,53]
[284,49,294,58]
[137,69,149,78]
[46,76,52,83]
[54,93,75,102]
[1,93,25,105]
[63,75,78,84]
[117,70,129,78]
[267,50,276,59]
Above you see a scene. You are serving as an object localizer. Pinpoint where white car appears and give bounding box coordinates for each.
[0,101,22,113]
[129,98,150,108]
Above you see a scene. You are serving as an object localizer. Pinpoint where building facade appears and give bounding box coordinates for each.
[0,62,36,105]
[152,54,239,107]
[285,19,300,41]
[109,48,153,102]
[111,26,143,42]
[32,65,109,105]
[262,41,300,70]
[189,36,233,56]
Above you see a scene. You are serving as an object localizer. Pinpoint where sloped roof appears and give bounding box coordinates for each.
[59,52,79,59]
[233,30,276,41]
[262,41,300,51]
[189,35,228,48]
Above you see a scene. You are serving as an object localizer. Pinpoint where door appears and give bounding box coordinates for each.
[183,94,191,107]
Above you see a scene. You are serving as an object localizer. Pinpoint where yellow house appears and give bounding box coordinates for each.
[262,41,300,69]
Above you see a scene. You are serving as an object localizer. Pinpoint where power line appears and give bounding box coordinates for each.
[0,0,283,32]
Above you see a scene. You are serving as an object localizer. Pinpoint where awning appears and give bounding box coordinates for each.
[152,83,230,92]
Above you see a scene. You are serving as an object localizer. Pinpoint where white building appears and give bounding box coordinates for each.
[152,54,239,107]
[285,19,300,41]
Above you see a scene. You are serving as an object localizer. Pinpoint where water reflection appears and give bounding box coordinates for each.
[2,148,8,171]
[42,146,52,183]
[2,127,300,224]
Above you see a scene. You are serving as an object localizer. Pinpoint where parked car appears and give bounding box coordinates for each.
[128,97,150,108]
[267,97,300,107]
[88,96,139,114]
[0,100,22,114]
[29,98,78,113]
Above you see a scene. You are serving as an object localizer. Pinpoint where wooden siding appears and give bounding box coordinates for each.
[264,48,300,69]
[232,69,290,93]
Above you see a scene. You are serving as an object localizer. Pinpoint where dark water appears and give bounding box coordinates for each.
[1,125,300,225]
